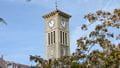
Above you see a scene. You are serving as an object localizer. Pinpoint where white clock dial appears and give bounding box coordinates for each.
[61,20,66,28]
[49,20,54,28]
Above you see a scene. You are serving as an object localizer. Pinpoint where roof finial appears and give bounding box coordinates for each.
[55,0,58,10]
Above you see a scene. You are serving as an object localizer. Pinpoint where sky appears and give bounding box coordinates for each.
[0,0,120,65]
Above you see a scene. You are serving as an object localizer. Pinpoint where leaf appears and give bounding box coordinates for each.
[81,24,88,30]
[104,21,112,26]
[0,18,7,25]
[96,10,103,16]
[89,31,98,37]
[95,25,103,31]
[114,9,120,14]
[103,29,108,32]
[111,15,118,22]
[112,24,120,28]
[84,13,97,22]
[107,33,114,38]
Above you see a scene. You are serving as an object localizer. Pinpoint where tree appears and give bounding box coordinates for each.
[30,9,120,68]
[30,55,44,68]
[75,9,120,67]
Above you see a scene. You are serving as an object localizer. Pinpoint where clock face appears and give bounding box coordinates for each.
[48,20,54,28]
[61,20,66,28]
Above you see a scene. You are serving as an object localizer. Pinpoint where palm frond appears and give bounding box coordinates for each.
[0,18,7,25]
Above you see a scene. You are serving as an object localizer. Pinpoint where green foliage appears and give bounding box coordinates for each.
[30,9,120,68]
[77,9,120,67]
[71,62,80,68]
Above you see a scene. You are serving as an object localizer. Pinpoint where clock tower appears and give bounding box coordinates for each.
[43,9,71,60]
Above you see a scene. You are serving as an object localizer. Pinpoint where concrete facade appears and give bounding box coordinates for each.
[43,9,71,60]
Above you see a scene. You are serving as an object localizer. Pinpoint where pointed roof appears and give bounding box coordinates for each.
[42,9,71,18]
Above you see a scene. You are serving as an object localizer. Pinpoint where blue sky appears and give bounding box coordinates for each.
[0,0,120,65]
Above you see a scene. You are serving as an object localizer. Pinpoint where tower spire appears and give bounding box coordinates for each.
[55,0,58,10]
